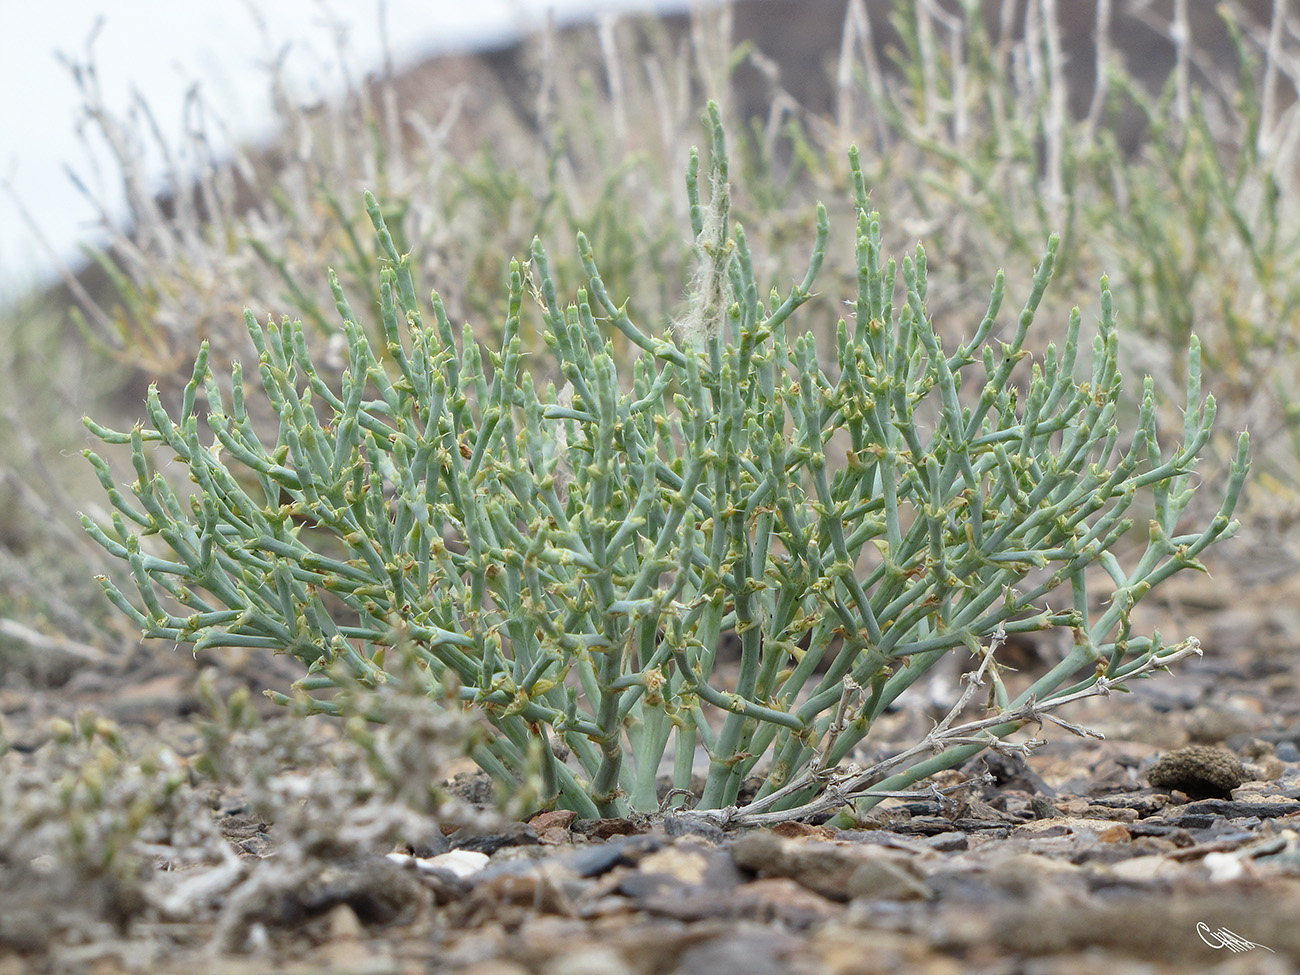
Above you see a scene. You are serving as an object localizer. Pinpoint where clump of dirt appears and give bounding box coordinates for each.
[1147,745,1248,798]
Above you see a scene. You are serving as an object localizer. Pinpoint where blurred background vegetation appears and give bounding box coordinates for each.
[1,0,1296,671]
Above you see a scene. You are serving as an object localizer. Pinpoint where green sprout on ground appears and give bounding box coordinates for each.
[81,104,1248,823]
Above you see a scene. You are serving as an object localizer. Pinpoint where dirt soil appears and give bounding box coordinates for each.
[4,543,1300,975]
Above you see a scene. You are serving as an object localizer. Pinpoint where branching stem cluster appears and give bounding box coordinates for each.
[82,103,1247,819]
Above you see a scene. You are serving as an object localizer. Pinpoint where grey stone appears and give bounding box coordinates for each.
[670,926,800,975]
[664,814,726,844]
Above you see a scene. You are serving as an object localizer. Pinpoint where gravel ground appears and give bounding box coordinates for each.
[4,549,1300,975]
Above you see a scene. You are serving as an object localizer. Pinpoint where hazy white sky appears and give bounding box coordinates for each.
[0,0,693,293]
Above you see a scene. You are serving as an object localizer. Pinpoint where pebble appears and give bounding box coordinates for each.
[919,832,968,852]
[1184,702,1262,744]
[565,834,661,877]
[1012,816,1133,838]
[457,964,530,975]
[387,849,488,879]
[572,817,647,839]
[733,878,841,926]
[528,809,579,832]
[540,945,631,975]
[845,856,933,901]
[670,925,802,975]
[453,823,539,854]
[730,830,931,903]
[663,814,727,844]
[1178,797,1300,819]
[566,844,629,878]
[635,846,734,887]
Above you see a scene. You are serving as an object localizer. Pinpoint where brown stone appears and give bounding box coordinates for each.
[769,821,837,840]
[845,857,933,901]
[539,944,632,975]
[1097,823,1131,844]
[730,830,930,902]
[573,818,648,840]
[463,870,571,919]
[529,809,578,832]
[734,878,841,926]
[456,964,530,975]
[635,847,711,886]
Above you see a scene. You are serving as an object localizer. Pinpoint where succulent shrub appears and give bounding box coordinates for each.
[82,105,1248,822]
[18,3,1292,675]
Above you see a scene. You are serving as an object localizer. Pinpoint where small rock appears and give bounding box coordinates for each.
[1238,737,1277,761]
[1147,746,1247,799]
[730,830,930,902]
[465,870,569,916]
[1030,796,1060,820]
[1097,823,1131,844]
[327,902,364,940]
[1180,797,1300,819]
[892,816,956,836]
[565,834,660,877]
[529,809,578,832]
[387,849,488,879]
[540,944,631,975]
[635,847,715,886]
[1085,791,1170,816]
[1013,817,1133,838]
[845,857,932,902]
[319,903,375,970]
[457,964,530,975]
[1245,756,1287,782]
[453,823,539,854]
[1108,854,1183,882]
[566,844,629,878]
[768,821,837,840]
[573,818,647,840]
[1184,703,1260,744]
[734,877,841,927]
[1203,851,1249,883]
[663,814,726,844]
[671,926,802,975]
[920,832,968,852]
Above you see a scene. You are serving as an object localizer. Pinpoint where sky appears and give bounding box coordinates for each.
[0,0,697,294]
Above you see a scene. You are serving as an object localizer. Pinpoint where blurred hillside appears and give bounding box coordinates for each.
[37,0,1279,337]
